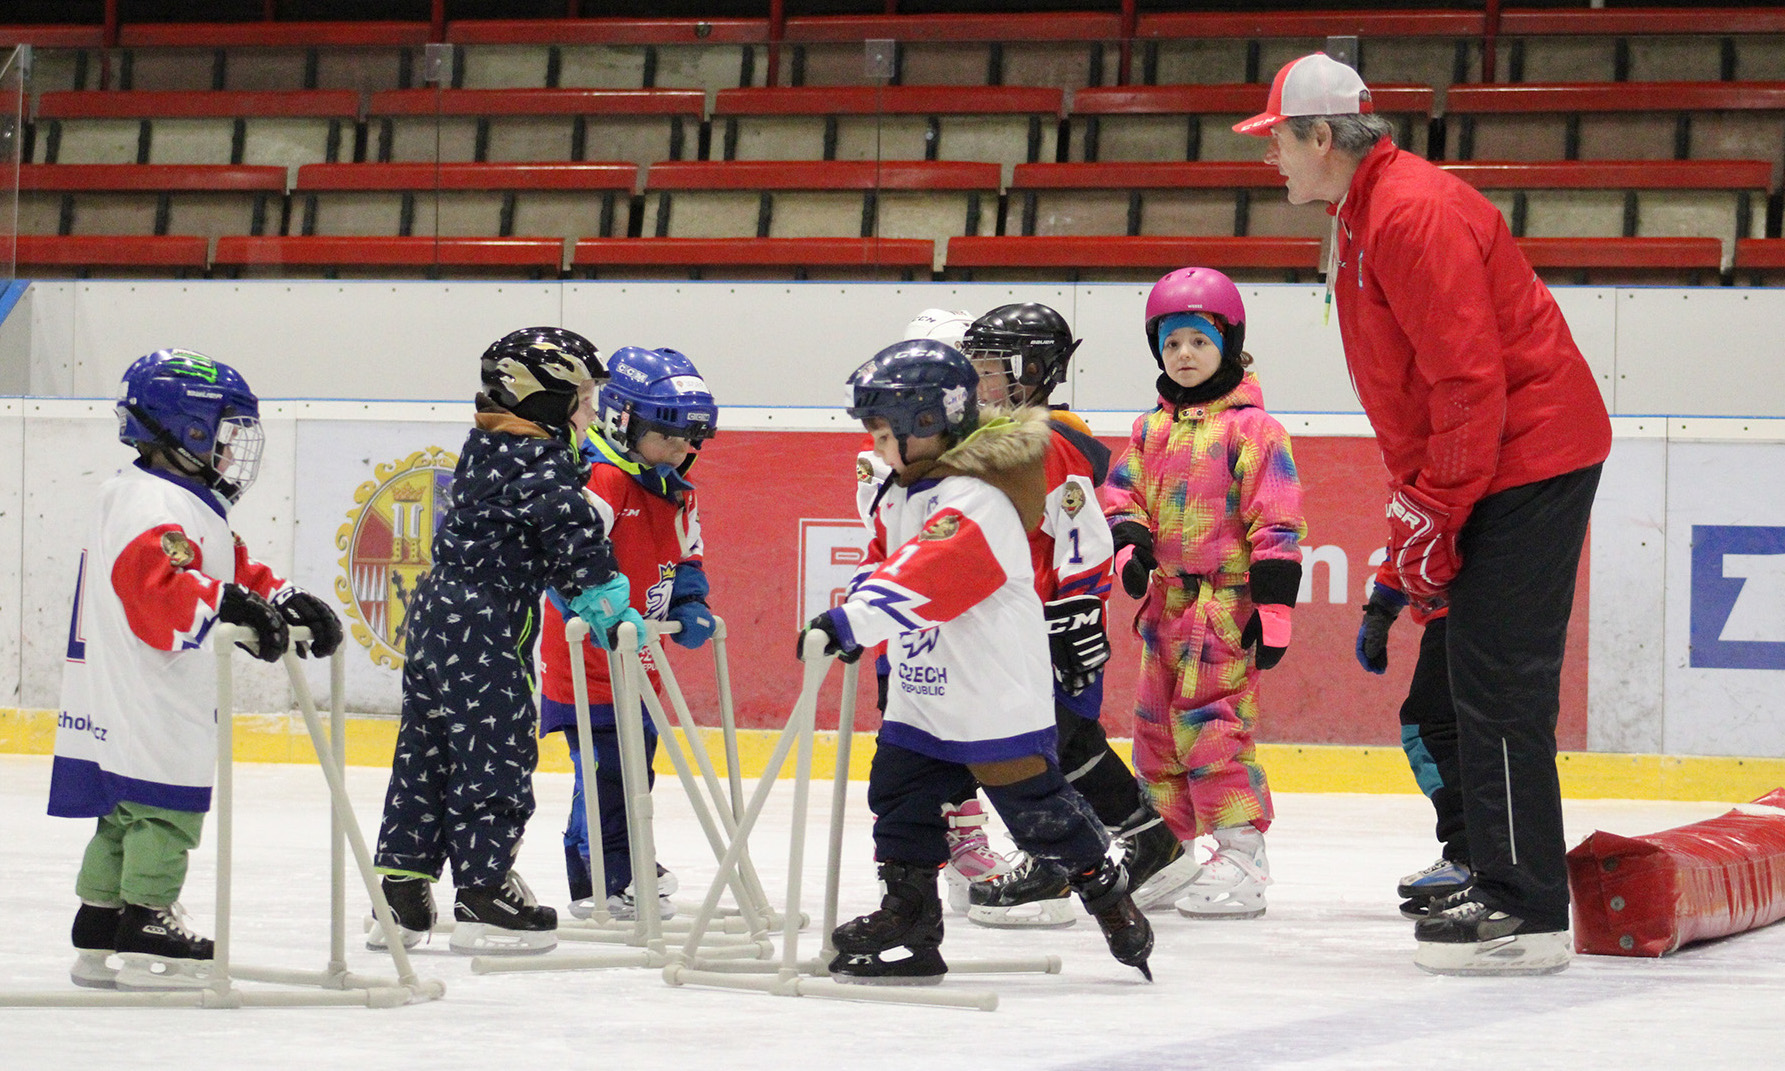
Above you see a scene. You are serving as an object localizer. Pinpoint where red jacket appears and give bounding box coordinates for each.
[1333,140,1612,526]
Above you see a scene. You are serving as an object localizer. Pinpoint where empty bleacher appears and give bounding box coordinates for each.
[1068,83,1434,162]
[290,161,634,244]
[364,87,705,166]
[32,89,359,171]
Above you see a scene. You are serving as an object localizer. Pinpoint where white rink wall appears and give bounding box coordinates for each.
[2,280,1784,754]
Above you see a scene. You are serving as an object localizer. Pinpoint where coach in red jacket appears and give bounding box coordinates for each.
[1237,53,1612,976]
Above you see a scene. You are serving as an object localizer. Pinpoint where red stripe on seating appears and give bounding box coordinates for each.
[572,237,933,267]
[1011,162,1285,189]
[1515,237,1724,269]
[295,162,637,191]
[0,24,105,48]
[1136,12,1484,39]
[368,88,705,117]
[781,13,1123,42]
[1500,10,1785,36]
[1072,84,1433,115]
[19,164,288,192]
[1439,160,1773,191]
[944,236,1321,270]
[118,21,432,47]
[1446,82,1785,113]
[15,235,209,268]
[213,236,563,267]
[37,90,361,119]
[714,85,1063,116]
[447,18,770,45]
[645,160,1001,191]
[1734,239,1785,269]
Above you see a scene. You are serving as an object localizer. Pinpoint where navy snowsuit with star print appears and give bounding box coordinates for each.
[375,413,620,889]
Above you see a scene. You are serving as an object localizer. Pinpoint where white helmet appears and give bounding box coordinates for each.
[902,308,975,349]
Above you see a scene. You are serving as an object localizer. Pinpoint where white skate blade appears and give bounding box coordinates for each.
[1415,930,1572,976]
[605,894,676,921]
[944,869,970,915]
[1131,854,1203,912]
[365,923,428,951]
[70,950,119,989]
[966,896,1077,930]
[113,952,212,990]
[567,897,596,920]
[449,922,558,956]
[1175,899,1266,920]
[831,972,946,987]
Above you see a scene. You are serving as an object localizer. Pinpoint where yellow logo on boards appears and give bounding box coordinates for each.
[334,448,457,668]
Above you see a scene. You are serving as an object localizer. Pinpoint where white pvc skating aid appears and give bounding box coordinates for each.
[0,626,446,1009]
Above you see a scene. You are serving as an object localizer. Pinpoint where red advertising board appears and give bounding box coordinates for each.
[678,430,1588,749]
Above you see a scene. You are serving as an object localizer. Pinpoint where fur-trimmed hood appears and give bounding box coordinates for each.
[897,405,1052,531]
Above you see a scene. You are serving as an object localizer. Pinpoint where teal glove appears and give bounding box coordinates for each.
[568,574,646,650]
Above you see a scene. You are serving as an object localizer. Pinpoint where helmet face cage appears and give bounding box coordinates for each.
[117,349,263,505]
[961,304,1079,407]
[598,348,718,456]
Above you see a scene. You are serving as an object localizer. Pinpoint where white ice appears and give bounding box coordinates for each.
[3,753,1783,1070]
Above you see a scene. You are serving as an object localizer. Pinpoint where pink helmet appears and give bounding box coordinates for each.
[1145,267,1246,367]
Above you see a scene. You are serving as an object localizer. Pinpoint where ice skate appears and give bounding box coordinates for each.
[1414,893,1571,976]
[569,865,677,920]
[965,852,1076,928]
[942,799,1014,914]
[69,901,123,989]
[1396,858,1473,918]
[1070,857,1155,981]
[450,871,558,955]
[829,861,947,986]
[113,902,214,990]
[604,883,676,922]
[1113,806,1200,911]
[367,874,436,951]
[1175,825,1270,920]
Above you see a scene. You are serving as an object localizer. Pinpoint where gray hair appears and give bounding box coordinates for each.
[1282,113,1394,157]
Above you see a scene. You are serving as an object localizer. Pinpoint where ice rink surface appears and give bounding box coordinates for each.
[3,753,1783,1070]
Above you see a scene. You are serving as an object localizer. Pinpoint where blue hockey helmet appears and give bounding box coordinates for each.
[598,347,718,454]
[479,326,602,438]
[117,348,264,506]
[846,339,979,446]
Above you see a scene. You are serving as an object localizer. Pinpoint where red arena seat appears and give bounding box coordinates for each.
[290,161,636,243]
[572,236,934,280]
[365,87,705,166]
[212,234,565,279]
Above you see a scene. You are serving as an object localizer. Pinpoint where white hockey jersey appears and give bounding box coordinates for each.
[837,417,1055,764]
[50,463,286,818]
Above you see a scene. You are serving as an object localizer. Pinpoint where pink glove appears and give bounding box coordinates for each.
[1387,485,1462,604]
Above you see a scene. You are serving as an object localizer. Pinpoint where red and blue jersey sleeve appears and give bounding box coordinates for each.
[110,524,223,652]
[836,508,1008,649]
[231,533,287,599]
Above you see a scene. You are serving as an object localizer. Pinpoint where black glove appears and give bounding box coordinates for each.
[1355,579,1408,675]
[271,585,343,658]
[218,583,289,663]
[1111,521,1156,600]
[1044,594,1110,696]
[799,611,861,663]
[1241,559,1301,671]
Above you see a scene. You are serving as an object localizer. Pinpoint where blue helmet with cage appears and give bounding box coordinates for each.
[846,339,979,450]
[117,348,264,507]
[597,347,718,458]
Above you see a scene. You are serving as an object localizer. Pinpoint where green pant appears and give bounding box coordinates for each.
[76,803,206,908]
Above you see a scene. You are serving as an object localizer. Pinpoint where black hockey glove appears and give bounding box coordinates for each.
[1111,521,1157,600]
[1241,559,1301,672]
[1045,594,1111,697]
[218,583,289,663]
[1355,578,1409,675]
[799,611,862,663]
[271,585,343,658]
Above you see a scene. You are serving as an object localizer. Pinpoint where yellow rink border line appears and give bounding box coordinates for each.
[4,708,1783,803]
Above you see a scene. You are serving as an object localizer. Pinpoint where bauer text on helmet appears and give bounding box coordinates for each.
[1233,53,1372,135]
[961,303,1081,408]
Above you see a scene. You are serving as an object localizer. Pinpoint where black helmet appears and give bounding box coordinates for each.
[478,327,602,437]
[846,339,979,452]
[961,302,1082,406]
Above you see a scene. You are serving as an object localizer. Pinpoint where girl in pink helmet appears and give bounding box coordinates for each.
[1100,267,1307,919]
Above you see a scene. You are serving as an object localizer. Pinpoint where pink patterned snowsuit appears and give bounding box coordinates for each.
[1102,373,1306,840]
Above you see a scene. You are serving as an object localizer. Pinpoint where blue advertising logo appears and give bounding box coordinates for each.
[1690,525,1785,670]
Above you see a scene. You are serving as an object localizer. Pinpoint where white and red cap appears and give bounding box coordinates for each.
[1233,52,1373,136]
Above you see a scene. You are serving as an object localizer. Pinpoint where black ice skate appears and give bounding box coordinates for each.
[69,901,123,989]
[1413,892,1570,976]
[1070,858,1155,981]
[829,861,947,986]
[367,874,437,951]
[1396,858,1473,919]
[450,871,558,956]
[1114,806,1200,912]
[113,902,215,990]
[965,853,1076,929]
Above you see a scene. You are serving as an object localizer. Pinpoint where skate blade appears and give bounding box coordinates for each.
[70,951,119,989]
[114,953,212,991]
[1131,855,1203,911]
[1175,902,1266,920]
[965,899,1077,930]
[1399,898,1430,921]
[448,923,558,956]
[831,972,946,987]
[365,926,427,952]
[1414,931,1572,976]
